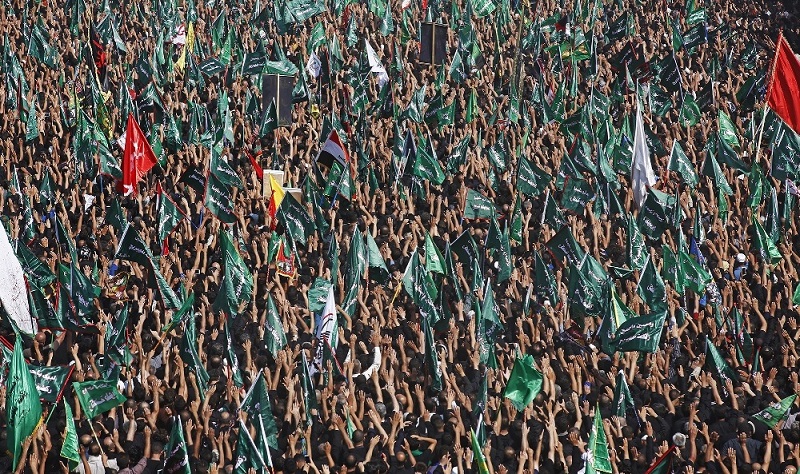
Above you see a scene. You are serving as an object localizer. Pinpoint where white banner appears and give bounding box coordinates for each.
[0,226,36,335]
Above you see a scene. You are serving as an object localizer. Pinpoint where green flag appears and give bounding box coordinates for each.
[424,233,446,275]
[751,215,782,264]
[719,110,740,149]
[447,135,471,174]
[114,224,153,268]
[73,379,126,420]
[701,151,733,195]
[706,340,738,382]
[517,155,552,197]
[307,278,332,313]
[598,283,634,354]
[179,314,209,399]
[534,250,558,304]
[234,419,268,473]
[679,250,712,295]
[679,95,701,127]
[614,310,667,353]
[449,50,467,83]
[342,231,366,317]
[157,192,184,250]
[224,319,244,387]
[668,141,698,187]
[264,295,287,357]
[260,98,278,137]
[585,407,613,474]
[164,418,191,474]
[412,136,446,184]
[611,370,635,418]
[546,226,586,265]
[15,240,56,288]
[464,188,496,219]
[213,230,254,316]
[471,428,490,474]
[626,216,647,270]
[466,87,480,123]
[7,337,43,470]
[241,372,279,452]
[637,256,667,313]
[276,193,316,247]
[503,353,543,410]
[60,400,80,471]
[162,293,195,335]
[752,394,797,429]
[205,172,236,223]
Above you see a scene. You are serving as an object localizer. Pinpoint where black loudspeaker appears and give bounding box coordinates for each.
[420,22,448,65]
[262,74,294,127]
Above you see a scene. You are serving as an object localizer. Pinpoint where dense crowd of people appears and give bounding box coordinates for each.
[1,0,800,472]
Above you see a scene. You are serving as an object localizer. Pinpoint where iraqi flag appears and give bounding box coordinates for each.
[315,130,350,169]
[119,114,158,197]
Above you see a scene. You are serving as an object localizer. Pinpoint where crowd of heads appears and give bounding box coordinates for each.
[1,0,800,473]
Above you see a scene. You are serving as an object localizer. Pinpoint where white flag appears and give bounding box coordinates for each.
[0,224,36,335]
[631,102,656,208]
[365,40,389,88]
[311,287,338,375]
[306,52,322,79]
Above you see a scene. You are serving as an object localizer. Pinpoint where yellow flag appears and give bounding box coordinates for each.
[269,175,285,207]
[176,23,194,72]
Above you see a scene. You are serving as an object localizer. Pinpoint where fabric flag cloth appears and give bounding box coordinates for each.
[61,399,80,471]
[464,188,496,219]
[668,140,698,187]
[0,220,36,335]
[751,215,782,264]
[234,419,269,473]
[213,230,254,316]
[470,428,490,474]
[766,33,800,135]
[72,379,127,419]
[312,287,338,375]
[613,310,667,353]
[585,407,613,474]
[120,114,158,197]
[612,370,635,418]
[706,340,738,382]
[7,337,43,471]
[365,40,389,87]
[631,102,657,208]
[264,295,288,357]
[316,130,350,169]
[163,417,191,473]
[644,445,676,474]
[240,372,279,455]
[752,394,797,429]
[503,353,543,410]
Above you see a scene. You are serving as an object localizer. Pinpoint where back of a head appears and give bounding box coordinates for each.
[151,441,165,457]
[89,443,101,457]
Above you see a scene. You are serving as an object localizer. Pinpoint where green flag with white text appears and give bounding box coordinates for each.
[613,310,667,353]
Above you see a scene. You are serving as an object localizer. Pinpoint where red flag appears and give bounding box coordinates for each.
[119,114,158,197]
[245,150,264,180]
[767,33,800,135]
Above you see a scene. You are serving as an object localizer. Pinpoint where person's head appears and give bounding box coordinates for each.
[737,422,752,441]
[117,453,131,468]
[395,449,408,465]
[89,443,101,457]
[151,441,165,459]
